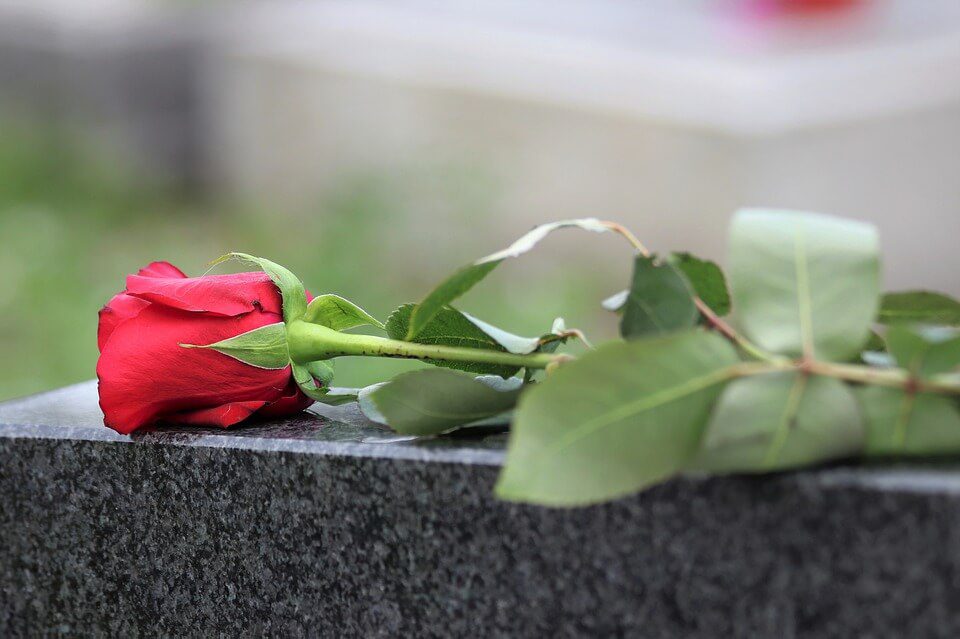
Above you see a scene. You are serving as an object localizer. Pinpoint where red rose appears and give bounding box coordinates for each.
[97,261,313,434]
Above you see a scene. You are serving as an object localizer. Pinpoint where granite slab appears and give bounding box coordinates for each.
[2,381,960,637]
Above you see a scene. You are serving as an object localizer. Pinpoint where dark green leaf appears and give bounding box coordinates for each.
[619,256,698,339]
[668,252,731,316]
[292,362,323,399]
[729,209,880,361]
[692,373,863,473]
[387,304,518,377]
[406,261,497,341]
[387,304,550,377]
[604,253,730,324]
[406,218,612,339]
[863,329,886,352]
[496,331,739,506]
[885,325,960,377]
[212,253,307,324]
[303,294,384,331]
[856,386,960,456]
[358,369,523,436]
[461,312,542,354]
[181,322,289,369]
[878,291,960,326]
[858,328,889,365]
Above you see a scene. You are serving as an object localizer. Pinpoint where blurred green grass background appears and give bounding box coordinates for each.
[0,122,622,401]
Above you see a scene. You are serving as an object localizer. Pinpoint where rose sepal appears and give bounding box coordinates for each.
[211,253,308,324]
[180,322,289,369]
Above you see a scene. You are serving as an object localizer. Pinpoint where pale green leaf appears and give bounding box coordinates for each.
[878,291,960,326]
[358,369,524,436]
[212,252,307,324]
[181,322,289,369]
[457,411,514,428]
[620,256,698,339]
[406,218,611,339]
[885,325,960,377]
[692,373,863,473]
[856,386,960,457]
[312,388,360,406]
[495,331,739,506]
[729,209,880,361]
[356,382,388,423]
[303,294,384,331]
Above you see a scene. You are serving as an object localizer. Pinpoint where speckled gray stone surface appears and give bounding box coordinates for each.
[3,382,960,637]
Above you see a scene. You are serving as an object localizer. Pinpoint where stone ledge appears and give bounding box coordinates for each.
[2,382,959,637]
[0,382,507,466]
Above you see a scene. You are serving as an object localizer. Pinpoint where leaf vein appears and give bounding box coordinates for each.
[528,365,734,468]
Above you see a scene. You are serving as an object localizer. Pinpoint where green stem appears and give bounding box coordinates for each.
[806,360,910,388]
[287,321,563,370]
[807,360,960,395]
[728,358,960,396]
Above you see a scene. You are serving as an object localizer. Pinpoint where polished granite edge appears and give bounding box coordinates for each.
[811,467,960,495]
[6,385,960,636]
[5,381,960,494]
[0,381,506,466]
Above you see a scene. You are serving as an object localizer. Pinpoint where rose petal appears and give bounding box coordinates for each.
[97,293,150,352]
[125,271,283,316]
[256,380,315,417]
[98,262,187,350]
[163,400,269,427]
[137,261,187,279]
[97,304,293,433]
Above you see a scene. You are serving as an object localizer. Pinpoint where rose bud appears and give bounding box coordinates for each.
[96,261,314,434]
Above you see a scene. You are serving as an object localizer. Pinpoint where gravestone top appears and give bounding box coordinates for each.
[3,382,960,636]
[2,380,958,495]
[0,380,508,465]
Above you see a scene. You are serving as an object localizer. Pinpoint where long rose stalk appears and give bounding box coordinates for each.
[97,255,565,434]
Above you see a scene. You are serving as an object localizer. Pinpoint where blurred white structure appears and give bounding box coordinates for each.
[2,0,959,294]
[209,0,960,294]
[0,0,205,188]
